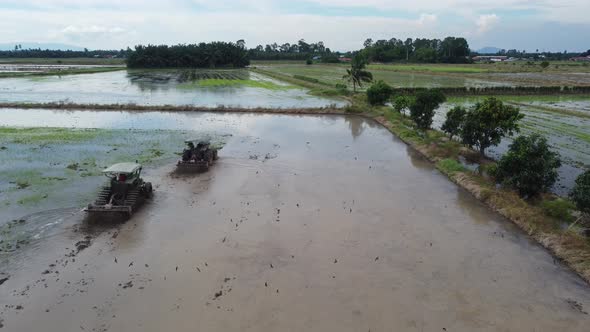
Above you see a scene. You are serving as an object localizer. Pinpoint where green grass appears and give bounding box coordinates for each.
[0,127,107,144]
[541,198,576,223]
[178,78,288,90]
[17,193,48,205]
[368,64,489,73]
[437,158,468,175]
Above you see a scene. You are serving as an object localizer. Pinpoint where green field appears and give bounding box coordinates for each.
[255,61,590,90]
[257,63,507,89]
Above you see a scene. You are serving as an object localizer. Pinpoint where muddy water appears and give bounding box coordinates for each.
[0,70,345,108]
[1,113,590,331]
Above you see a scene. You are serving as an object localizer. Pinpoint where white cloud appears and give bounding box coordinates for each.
[59,25,127,43]
[476,14,499,33]
[417,13,437,25]
[62,25,125,35]
[0,1,589,51]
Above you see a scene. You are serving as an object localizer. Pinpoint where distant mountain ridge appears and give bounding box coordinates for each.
[0,42,85,51]
[476,46,502,54]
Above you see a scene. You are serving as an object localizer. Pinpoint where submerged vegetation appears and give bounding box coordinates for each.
[0,127,206,220]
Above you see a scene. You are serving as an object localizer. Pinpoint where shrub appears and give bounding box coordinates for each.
[437,158,467,175]
[321,55,340,63]
[541,198,576,222]
[293,75,319,83]
[334,83,349,95]
[306,59,313,65]
[461,97,524,156]
[441,106,466,139]
[494,134,561,197]
[409,89,446,129]
[570,170,590,214]
[392,95,411,114]
[540,61,550,69]
[366,80,394,106]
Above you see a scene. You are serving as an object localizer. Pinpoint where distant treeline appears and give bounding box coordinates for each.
[0,48,127,58]
[478,48,587,60]
[126,42,250,68]
[248,39,344,62]
[360,37,471,63]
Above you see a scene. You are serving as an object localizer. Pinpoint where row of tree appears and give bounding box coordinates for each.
[126,42,250,68]
[439,98,589,214]
[361,37,470,63]
[247,39,342,61]
[363,77,588,213]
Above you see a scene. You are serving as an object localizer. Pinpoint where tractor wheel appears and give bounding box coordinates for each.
[143,182,153,198]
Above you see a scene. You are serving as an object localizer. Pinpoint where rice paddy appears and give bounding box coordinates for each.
[0,68,345,108]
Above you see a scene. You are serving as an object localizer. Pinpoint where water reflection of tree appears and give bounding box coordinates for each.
[345,116,364,139]
[126,69,250,93]
[406,145,432,170]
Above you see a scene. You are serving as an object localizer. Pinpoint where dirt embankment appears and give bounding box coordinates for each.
[0,102,350,115]
[372,115,590,285]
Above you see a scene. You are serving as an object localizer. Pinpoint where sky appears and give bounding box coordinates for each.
[0,0,588,52]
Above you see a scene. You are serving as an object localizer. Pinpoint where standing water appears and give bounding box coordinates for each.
[0,109,589,331]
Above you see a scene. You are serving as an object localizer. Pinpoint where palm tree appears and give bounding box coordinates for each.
[343,54,373,92]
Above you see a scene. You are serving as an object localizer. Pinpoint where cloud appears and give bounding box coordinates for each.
[417,13,437,25]
[476,14,499,33]
[62,25,125,35]
[60,25,126,42]
[0,1,589,51]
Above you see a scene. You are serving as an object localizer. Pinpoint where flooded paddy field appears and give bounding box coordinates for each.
[481,72,590,87]
[259,63,511,89]
[259,63,590,89]
[434,97,590,195]
[0,64,123,73]
[0,69,345,108]
[1,110,590,331]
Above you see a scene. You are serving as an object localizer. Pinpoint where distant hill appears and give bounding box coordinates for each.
[476,47,502,54]
[0,42,85,51]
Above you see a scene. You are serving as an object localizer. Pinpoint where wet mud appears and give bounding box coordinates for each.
[1,114,589,331]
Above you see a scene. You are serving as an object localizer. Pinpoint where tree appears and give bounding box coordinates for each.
[342,54,373,92]
[413,47,437,63]
[363,38,373,48]
[392,95,411,114]
[540,61,550,69]
[441,106,466,139]
[570,170,590,215]
[409,89,446,129]
[493,134,561,197]
[460,97,524,156]
[366,80,394,105]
